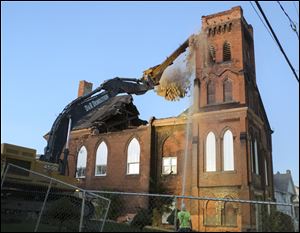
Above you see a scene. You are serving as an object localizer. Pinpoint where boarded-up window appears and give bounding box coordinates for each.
[223,201,238,226]
[95,141,108,176]
[206,201,218,225]
[223,41,231,61]
[223,130,234,171]
[127,138,140,175]
[223,79,232,102]
[206,132,216,172]
[207,81,215,104]
[77,146,87,178]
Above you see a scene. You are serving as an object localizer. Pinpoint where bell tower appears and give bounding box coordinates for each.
[193,6,256,111]
[189,6,273,231]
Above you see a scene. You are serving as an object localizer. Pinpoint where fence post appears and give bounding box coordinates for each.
[1,164,10,189]
[34,179,53,232]
[79,190,86,232]
[100,199,111,232]
[174,196,178,231]
[255,203,259,232]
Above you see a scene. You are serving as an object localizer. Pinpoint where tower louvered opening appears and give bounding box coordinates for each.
[223,41,231,62]
[209,45,216,64]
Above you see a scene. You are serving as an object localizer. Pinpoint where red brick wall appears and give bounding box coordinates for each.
[67,126,151,193]
[78,80,93,97]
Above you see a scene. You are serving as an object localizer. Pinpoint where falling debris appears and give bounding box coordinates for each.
[155,62,191,101]
[155,32,206,101]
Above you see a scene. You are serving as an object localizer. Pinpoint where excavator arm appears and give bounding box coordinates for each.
[41,37,189,175]
[141,39,189,86]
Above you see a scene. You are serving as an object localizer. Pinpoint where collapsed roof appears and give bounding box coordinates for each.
[73,94,147,133]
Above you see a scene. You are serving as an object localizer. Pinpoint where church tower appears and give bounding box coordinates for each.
[189,6,274,231]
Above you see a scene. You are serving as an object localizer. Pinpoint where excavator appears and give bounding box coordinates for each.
[1,38,190,230]
[40,38,190,176]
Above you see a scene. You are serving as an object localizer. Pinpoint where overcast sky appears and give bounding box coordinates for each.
[1,1,299,185]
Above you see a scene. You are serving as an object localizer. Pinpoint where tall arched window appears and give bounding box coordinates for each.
[206,132,216,172]
[127,138,140,175]
[223,41,231,62]
[223,130,234,171]
[95,141,108,176]
[207,81,215,104]
[254,139,259,174]
[77,146,87,178]
[223,79,232,102]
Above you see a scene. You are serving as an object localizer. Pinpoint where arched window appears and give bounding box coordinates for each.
[223,79,232,102]
[209,45,216,64]
[223,41,231,62]
[254,139,259,174]
[76,146,87,178]
[127,138,140,174]
[207,81,215,104]
[223,130,234,171]
[206,132,216,172]
[95,141,108,176]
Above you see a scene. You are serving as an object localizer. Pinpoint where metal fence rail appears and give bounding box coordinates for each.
[1,164,110,232]
[1,164,298,232]
[89,190,298,232]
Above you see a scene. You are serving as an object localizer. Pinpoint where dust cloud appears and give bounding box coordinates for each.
[155,32,207,101]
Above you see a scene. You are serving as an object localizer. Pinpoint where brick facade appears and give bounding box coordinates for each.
[64,6,274,231]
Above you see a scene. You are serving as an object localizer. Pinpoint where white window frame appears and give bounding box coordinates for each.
[95,141,108,176]
[76,146,87,178]
[162,157,177,175]
[206,132,216,172]
[127,138,140,175]
[223,130,234,171]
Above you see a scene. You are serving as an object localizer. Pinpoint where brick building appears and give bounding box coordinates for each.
[60,6,274,231]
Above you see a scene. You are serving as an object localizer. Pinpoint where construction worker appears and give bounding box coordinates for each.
[177,203,192,232]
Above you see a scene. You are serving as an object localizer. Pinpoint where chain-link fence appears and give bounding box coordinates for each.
[1,164,110,232]
[89,190,298,232]
[2,164,297,232]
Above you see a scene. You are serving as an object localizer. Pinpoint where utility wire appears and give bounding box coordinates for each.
[277,1,299,39]
[249,1,277,45]
[254,1,299,82]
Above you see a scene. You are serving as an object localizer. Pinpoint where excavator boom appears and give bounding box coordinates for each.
[141,38,189,85]
[42,37,190,175]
